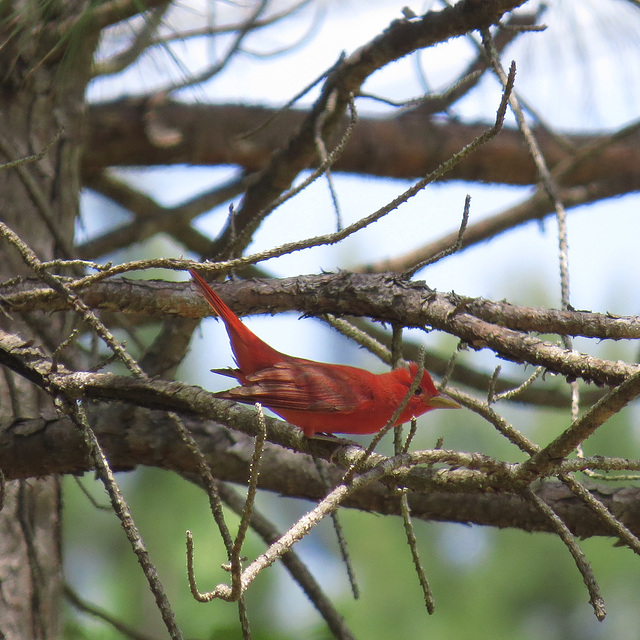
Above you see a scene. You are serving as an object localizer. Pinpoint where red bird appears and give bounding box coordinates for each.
[190,269,459,437]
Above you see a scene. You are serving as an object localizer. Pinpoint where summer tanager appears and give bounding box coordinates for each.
[190,269,459,437]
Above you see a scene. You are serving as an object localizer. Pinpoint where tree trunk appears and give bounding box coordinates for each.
[0,3,97,637]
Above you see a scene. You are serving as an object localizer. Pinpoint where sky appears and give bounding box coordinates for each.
[82,0,640,363]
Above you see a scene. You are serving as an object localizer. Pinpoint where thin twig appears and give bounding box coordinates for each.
[0,222,142,376]
[399,489,435,614]
[231,404,267,600]
[239,1,326,59]
[163,1,270,94]
[65,400,183,639]
[314,458,359,599]
[64,584,158,640]
[213,483,356,640]
[358,70,483,110]
[490,366,544,404]
[389,333,433,618]
[148,0,313,48]
[402,416,419,454]
[322,314,393,364]
[392,325,405,456]
[72,476,111,511]
[482,30,581,422]
[237,596,252,640]
[521,486,605,620]
[236,51,345,141]
[0,126,64,171]
[401,193,471,279]
[225,93,358,257]
[314,90,343,231]
[0,128,73,258]
[234,453,428,599]
[92,2,170,77]
[170,411,234,557]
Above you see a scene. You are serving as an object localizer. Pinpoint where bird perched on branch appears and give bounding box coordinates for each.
[190,269,459,437]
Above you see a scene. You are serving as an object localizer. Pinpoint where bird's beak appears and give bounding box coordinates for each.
[429,394,461,410]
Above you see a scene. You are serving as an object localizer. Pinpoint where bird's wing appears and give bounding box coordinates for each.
[213,361,373,413]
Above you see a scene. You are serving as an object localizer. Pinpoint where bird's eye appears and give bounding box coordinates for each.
[414,386,423,396]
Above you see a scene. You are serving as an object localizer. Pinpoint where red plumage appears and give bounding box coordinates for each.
[190,269,458,437]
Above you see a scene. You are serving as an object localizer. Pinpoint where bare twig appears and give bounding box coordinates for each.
[489,366,544,404]
[516,366,640,482]
[169,412,235,560]
[231,404,267,598]
[0,128,73,258]
[322,314,393,364]
[213,483,356,640]
[72,476,111,511]
[482,31,572,307]
[0,126,64,172]
[65,583,158,640]
[399,489,435,614]
[0,222,143,376]
[522,486,605,620]
[314,457,359,600]
[358,70,483,110]
[239,2,325,59]
[221,452,432,600]
[236,52,345,142]
[149,0,313,48]
[402,416,419,454]
[223,94,358,257]
[92,2,171,77]
[162,1,269,94]
[65,400,183,639]
[314,90,343,231]
[401,193,471,278]
[482,28,582,424]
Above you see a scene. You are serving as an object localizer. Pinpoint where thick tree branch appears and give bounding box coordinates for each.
[5,274,640,339]
[3,273,639,386]
[84,101,640,193]
[3,411,640,540]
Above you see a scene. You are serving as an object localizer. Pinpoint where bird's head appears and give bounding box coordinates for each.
[395,361,460,424]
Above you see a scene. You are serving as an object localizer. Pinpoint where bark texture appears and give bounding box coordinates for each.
[0,3,97,637]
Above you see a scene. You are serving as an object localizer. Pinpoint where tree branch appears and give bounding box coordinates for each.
[3,410,640,540]
[83,102,640,192]
[3,273,639,385]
